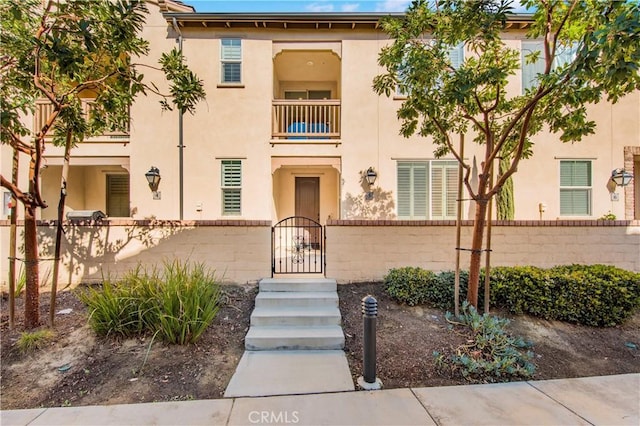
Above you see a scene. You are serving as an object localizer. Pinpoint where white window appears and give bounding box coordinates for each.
[221,160,241,215]
[559,160,592,216]
[431,161,459,220]
[522,41,577,93]
[397,160,458,219]
[221,38,241,84]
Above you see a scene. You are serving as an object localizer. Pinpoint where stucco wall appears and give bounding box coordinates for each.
[0,220,271,290]
[326,220,640,282]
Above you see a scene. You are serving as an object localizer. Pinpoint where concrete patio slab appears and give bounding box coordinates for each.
[529,374,640,426]
[228,388,436,426]
[224,350,354,398]
[0,408,46,426]
[412,381,589,425]
[25,399,233,426]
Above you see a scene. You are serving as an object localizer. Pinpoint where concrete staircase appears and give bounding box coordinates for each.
[244,278,345,351]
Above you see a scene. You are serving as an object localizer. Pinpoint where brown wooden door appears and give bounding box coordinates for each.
[295,177,320,221]
[295,177,320,247]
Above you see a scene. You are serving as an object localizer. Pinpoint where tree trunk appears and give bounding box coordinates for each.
[8,149,19,329]
[49,131,72,327]
[24,204,40,328]
[467,197,488,308]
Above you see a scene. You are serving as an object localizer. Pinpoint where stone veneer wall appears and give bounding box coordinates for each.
[325,220,640,283]
[1,219,639,289]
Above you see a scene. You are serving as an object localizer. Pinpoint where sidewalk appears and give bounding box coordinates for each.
[2,373,638,426]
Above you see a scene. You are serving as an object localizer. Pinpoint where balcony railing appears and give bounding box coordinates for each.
[34,98,129,137]
[272,99,341,140]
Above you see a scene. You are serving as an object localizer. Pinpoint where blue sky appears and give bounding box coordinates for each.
[181,1,421,13]
[181,1,529,14]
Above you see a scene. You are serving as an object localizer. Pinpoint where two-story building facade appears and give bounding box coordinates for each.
[5,0,640,224]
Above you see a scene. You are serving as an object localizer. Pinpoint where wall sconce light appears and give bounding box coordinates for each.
[365,167,378,200]
[611,168,633,187]
[145,166,161,200]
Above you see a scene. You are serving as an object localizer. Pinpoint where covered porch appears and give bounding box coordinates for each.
[39,157,130,220]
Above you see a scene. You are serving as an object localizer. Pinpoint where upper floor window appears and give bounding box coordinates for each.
[522,41,577,93]
[221,38,241,84]
[221,160,242,215]
[397,160,458,219]
[559,160,592,216]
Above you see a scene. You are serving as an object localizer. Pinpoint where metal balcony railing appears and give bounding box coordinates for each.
[272,99,341,139]
[34,98,130,137]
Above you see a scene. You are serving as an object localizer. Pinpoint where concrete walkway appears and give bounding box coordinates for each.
[224,350,354,397]
[2,373,638,426]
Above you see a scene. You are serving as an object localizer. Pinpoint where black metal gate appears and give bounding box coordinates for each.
[272,216,325,275]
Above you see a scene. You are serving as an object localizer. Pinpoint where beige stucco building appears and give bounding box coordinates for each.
[3,0,638,224]
[1,1,639,286]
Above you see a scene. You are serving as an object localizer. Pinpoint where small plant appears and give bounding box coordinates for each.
[598,211,616,220]
[17,329,56,353]
[433,302,535,383]
[15,265,26,296]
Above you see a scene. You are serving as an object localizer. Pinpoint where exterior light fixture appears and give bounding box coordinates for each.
[145,166,161,199]
[611,168,633,187]
[365,167,378,186]
[365,167,378,200]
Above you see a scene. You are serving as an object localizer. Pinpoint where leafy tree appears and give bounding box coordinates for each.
[374,0,640,308]
[0,0,205,328]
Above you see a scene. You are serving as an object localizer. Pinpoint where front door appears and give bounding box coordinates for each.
[295,177,320,247]
[295,177,320,221]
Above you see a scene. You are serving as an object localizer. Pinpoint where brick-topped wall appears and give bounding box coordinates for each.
[1,220,638,289]
[326,220,640,282]
[0,220,272,289]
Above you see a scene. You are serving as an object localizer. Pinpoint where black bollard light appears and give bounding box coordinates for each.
[357,295,383,390]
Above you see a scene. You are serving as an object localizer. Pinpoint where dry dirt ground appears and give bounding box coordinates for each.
[1,281,639,410]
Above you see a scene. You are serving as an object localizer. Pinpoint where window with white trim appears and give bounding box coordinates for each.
[559,160,592,216]
[397,160,459,219]
[221,38,241,84]
[522,41,577,93]
[221,160,241,215]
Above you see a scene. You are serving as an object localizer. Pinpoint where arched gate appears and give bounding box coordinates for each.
[272,216,325,275]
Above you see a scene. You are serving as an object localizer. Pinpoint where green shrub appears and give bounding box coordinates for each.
[434,302,535,383]
[384,264,640,326]
[78,260,222,344]
[384,267,436,306]
[154,261,222,344]
[492,264,640,326]
[384,268,481,310]
[490,266,553,317]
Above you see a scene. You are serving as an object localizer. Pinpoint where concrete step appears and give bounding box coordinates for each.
[255,291,339,308]
[245,326,345,350]
[250,307,342,327]
[259,278,337,293]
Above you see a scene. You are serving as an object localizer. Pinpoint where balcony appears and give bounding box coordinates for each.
[34,98,129,139]
[272,99,341,141]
